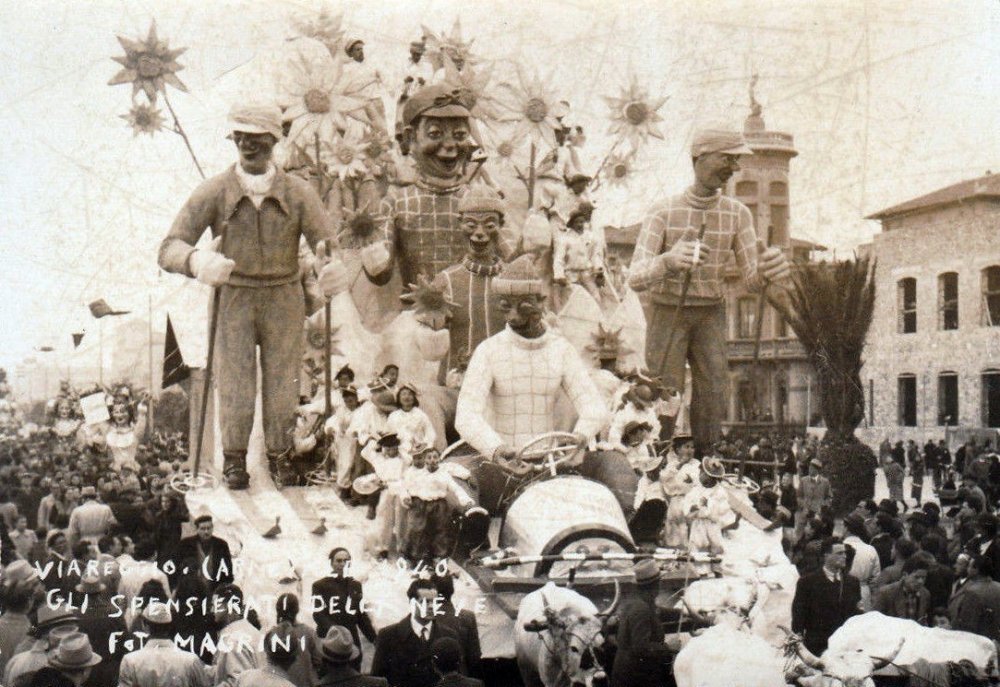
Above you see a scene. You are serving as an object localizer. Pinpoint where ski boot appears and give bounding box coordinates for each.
[223,451,250,490]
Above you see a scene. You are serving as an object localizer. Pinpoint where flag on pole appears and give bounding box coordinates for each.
[88,299,129,318]
[162,315,190,388]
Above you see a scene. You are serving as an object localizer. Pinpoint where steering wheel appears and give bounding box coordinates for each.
[514,432,584,476]
[724,473,761,495]
[169,470,218,494]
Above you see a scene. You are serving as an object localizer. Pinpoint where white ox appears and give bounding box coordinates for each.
[515,582,619,687]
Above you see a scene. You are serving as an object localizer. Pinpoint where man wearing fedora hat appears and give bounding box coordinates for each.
[44,632,102,687]
[316,625,387,686]
[73,571,126,686]
[118,602,210,687]
[627,127,792,454]
[3,602,78,687]
[159,101,345,490]
[610,560,675,687]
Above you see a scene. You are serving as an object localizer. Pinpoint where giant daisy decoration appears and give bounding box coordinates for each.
[603,76,668,147]
[108,21,187,103]
[442,54,500,128]
[278,53,370,148]
[289,8,344,59]
[321,133,368,181]
[604,150,639,188]
[495,67,564,149]
[422,18,476,72]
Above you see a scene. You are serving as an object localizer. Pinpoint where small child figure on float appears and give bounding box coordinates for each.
[385,383,436,457]
[683,456,736,558]
[325,385,360,501]
[607,382,661,451]
[552,202,605,304]
[359,432,406,559]
[401,445,454,565]
[660,434,701,548]
[630,445,668,547]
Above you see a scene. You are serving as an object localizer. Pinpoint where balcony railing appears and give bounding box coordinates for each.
[728,338,807,360]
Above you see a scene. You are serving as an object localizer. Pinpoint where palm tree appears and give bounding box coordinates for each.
[772,256,878,513]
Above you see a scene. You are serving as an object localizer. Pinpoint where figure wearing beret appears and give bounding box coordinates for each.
[367,84,518,290]
[158,104,347,489]
[626,128,791,453]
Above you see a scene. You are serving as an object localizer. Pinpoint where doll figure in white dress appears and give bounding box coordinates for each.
[105,398,147,471]
[683,456,735,556]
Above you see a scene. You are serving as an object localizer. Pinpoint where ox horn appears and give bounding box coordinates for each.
[597,579,620,618]
[680,597,710,627]
[870,638,905,671]
[794,641,824,671]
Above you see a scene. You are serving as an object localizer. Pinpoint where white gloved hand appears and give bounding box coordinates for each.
[315,241,350,298]
[360,242,392,276]
[189,236,235,287]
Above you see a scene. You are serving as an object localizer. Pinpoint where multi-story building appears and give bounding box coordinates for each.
[605,102,823,434]
[860,172,1000,445]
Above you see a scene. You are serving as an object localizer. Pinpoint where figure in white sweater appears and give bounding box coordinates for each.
[385,383,436,456]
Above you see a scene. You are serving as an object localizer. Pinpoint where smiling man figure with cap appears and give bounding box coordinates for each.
[159,102,347,489]
[367,84,517,290]
[627,127,792,454]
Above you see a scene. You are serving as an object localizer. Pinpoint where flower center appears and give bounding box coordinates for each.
[336,147,354,165]
[497,141,514,158]
[304,89,331,114]
[525,98,548,124]
[137,55,163,79]
[613,163,628,178]
[624,101,649,126]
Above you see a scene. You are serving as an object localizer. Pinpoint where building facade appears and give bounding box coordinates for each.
[861,173,1000,445]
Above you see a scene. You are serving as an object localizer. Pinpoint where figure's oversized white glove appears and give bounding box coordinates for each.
[360,242,391,276]
[189,236,235,287]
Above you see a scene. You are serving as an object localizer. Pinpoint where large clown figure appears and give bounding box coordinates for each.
[365,84,516,287]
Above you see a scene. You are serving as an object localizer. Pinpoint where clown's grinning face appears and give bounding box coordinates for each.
[460,211,502,259]
[412,116,472,179]
[233,132,277,175]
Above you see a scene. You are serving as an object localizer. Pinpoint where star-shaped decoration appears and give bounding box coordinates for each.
[108,21,188,103]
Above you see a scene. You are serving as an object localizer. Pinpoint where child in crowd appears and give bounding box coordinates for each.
[361,433,406,558]
[683,457,734,557]
[386,383,436,457]
[401,445,473,565]
[325,386,360,500]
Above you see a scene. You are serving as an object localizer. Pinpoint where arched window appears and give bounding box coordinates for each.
[897,278,917,333]
[938,272,959,330]
[937,372,958,425]
[982,266,1000,326]
[898,374,917,426]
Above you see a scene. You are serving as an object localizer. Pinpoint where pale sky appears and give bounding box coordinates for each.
[2,0,999,376]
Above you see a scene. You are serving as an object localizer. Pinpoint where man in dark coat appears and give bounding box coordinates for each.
[434,574,481,678]
[948,553,1000,641]
[174,514,233,590]
[610,560,675,687]
[791,537,862,655]
[74,573,128,687]
[311,547,377,670]
[875,556,931,624]
[372,579,462,687]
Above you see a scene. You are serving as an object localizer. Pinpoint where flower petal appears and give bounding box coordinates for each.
[108,68,138,86]
[162,72,188,93]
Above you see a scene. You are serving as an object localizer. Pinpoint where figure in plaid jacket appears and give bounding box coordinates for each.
[626,127,791,452]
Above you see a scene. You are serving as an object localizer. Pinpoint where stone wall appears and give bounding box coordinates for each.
[862,198,1000,434]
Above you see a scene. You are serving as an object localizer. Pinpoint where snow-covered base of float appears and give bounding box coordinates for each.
[182,393,517,666]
